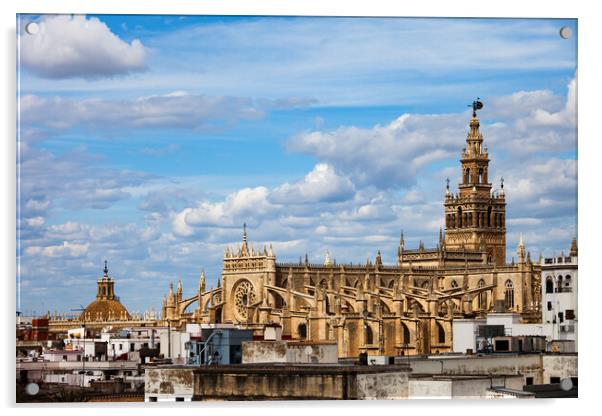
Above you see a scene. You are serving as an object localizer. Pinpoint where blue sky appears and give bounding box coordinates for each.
[16,15,577,315]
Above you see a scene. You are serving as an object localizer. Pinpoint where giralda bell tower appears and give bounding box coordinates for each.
[444,100,507,266]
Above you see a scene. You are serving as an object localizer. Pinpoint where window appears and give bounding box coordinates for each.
[119,344,123,351]
[298,323,307,340]
[526,377,534,386]
[62,355,67,361]
[175,397,185,402]
[437,322,445,344]
[130,343,135,352]
[495,339,510,351]
[450,280,458,289]
[401,323,410,345]
[558,312,564,323]
[566,310,575,320]
[149,397,157,402]
[505,280,514,309]
[547,301,552,311]
[478,280,487,309]
[364,324,374,345]
[545,277,554,294]
[550,377,561,384]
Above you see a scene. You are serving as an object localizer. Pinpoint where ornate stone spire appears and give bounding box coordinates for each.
[375,249,382,267]
[241,222,249,257]
[167,282,175,307]
[198,270,206,293]
[324,250,331,266]
[103,260,109,278]
[517,234,526,264]
[570,237,578,257]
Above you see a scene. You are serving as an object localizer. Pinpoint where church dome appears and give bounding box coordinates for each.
[81,261,131,321]
[82,298,130,322]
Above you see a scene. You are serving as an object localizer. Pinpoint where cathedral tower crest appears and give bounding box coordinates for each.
[444,100,507,266]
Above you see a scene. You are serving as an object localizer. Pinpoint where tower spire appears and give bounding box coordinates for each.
[241,223,249,256]
[103,260,109,278]
[199,270,206,293]
[570,237,578,257]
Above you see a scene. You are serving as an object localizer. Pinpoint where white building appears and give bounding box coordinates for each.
[541,239,578,347]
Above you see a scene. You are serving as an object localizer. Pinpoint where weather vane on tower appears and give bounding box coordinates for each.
[469,98,484,117]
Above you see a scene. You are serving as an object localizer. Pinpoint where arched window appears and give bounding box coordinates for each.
[565,275,571,287]
[457,207,463,227]
[505,280,514,309]
[436,321,445,344]
[478,168,483,183]
[298,323,307,340]
[364,324,373,345]
[478,279,487,309]
[401,322,410,345]
[545,277,554,294]
[557,275,563,291]
[465,168,471,184]
[487,206,492,227]
[101,287,106,297]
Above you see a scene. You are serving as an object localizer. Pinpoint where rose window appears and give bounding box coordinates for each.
[234,280,256,320]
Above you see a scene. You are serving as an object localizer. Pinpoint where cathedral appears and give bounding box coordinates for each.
[162,102,542,357]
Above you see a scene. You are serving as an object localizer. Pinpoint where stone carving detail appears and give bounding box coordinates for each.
[233,280,256,320]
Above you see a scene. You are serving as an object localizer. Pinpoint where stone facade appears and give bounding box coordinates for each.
[161,107,542,358]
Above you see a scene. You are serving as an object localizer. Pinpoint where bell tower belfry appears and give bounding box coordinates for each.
[444,100,506,266]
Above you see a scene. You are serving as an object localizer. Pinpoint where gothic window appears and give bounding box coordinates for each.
[465,168,471,184]
[436,321,445,344]
[298,323,307,340]
[457,207,463,227]
[545,277,554,294]
[478,279,487,309]
[364,324,374,345]
[505,280,514,309]
[401,322,411,345]
[487,206,492,227]
[478,168,483,184]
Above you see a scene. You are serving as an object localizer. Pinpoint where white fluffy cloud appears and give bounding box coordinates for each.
[270,163,355,204]
[288,113,462,189]
[172,164,357,238]
[20,92,314,131]
[289,77,577,189]
[25,241,89,258]
[19,15,147,79]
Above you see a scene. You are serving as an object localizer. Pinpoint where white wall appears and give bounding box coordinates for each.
[452,319,485,353]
